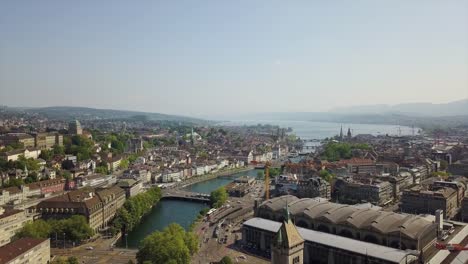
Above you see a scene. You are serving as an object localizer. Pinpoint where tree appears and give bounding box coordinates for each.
[119,159,130,170]
[219,256,233,264]
[16,220,51,239]
[256,171,264,180]
[319,169,335,183]
[39,149,54,162]
[439,160,448,171]
[136,223,197,264]
[67,257,79,264]
[95,166,109,175]
[210,187,228,208]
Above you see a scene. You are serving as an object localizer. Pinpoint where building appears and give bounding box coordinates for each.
[0,208,29,246]
[0,148,41,162]
[33,132,63,149]
[242,218,419,264]
[401,187,458,219]
[68,120,83,135]
[297,177,331,199]
[117,179,143,198]
[461,197,468,222]
[0,133,35,148]
[256,195,436,254]
[334,178,393,206]
[127,137,143,153]
[271,207,304,264]
[0,238,50,264]
[36,186,125,231]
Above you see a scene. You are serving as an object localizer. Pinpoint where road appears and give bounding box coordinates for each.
[52,236,137,264]
[191,181,269,264]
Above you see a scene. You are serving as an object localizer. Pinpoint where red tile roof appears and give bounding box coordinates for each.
[0,238,48,263]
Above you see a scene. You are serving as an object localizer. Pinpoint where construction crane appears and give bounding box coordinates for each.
[264,161,271,200]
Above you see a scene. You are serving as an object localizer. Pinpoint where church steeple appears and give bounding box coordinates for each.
[339,125,344,141]
[347,127,352,139]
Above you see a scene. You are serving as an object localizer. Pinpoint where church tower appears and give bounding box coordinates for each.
[347,127,352,139]
[271,206,304,264]
[339,125,344,141]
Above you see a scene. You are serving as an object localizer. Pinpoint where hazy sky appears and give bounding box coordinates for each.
[1,1,467,116]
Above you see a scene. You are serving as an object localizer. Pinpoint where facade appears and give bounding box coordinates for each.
[271,208,304,264]
[68,120,83,135]
[462,197,468,222]
[33,132,63,149]
[0,148,41,162]
[0,208,29,246]
[36,186,125,231]
[243,218,418,264]
[256,195,436,254]
[0,238,50,264]
[334,178,393,206]
[117,179,143,198]
[127,137,143,153]
[0,133,35,148]
[401,187,458,219]
[297,177,331,199]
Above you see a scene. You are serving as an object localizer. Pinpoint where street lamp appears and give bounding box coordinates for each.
[63,232,66,249]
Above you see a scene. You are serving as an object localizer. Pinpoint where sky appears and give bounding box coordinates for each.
[1,1,467,117]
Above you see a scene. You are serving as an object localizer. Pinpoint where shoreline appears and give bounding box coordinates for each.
[170,166,255,190]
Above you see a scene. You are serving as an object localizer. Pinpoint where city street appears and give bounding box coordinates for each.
[52,236,137,264]
[191,181,269,264]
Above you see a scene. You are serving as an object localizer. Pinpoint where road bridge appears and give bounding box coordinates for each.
[162,190,211,203]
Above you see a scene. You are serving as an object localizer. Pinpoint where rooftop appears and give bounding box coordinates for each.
[244,217,418,263]
[0,238,48,263]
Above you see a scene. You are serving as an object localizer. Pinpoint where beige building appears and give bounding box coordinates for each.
[256,195,436,254]
[36,186,125,231]
[271,208,304,264]
[0,134,35,148]
[0,238,50,264]
[401,186,458,219]
[68,120,83,135]
[0,208,29,246]
[33,132,63,150]
[0,148,41,162]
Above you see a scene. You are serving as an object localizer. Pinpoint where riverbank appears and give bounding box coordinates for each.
[170,166,254,189]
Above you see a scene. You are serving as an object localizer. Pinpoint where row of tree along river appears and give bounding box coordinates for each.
[123,169,259,248]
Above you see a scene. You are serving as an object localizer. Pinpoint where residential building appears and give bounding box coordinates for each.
[0,148,41,162]
[0,238,50,264]
[334,178,393,206]
[33,132,63,150]
[117,179,143,198]
[36,186,125,231]
[0,208,29,246]
[297,177,331,200]
[401,187,458,219]
[0,133,35,148]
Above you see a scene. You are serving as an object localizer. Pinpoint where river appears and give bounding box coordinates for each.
[123,169,260,248]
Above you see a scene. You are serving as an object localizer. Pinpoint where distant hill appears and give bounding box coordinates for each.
[330,99,468,117]
[19,106,208,123]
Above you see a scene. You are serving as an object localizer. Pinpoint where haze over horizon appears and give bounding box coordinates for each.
[1,1,468,116]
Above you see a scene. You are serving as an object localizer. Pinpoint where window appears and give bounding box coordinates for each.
[293,256,300,264]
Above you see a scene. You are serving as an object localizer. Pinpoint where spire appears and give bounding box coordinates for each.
[284,203,291,222]
[277,227,283,245]
[340,125,343,140]
[347,127,352,138]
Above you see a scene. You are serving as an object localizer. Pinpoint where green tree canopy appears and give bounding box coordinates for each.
[136,223,198,264]
[210,187,228,208]
[219,256,233,264]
